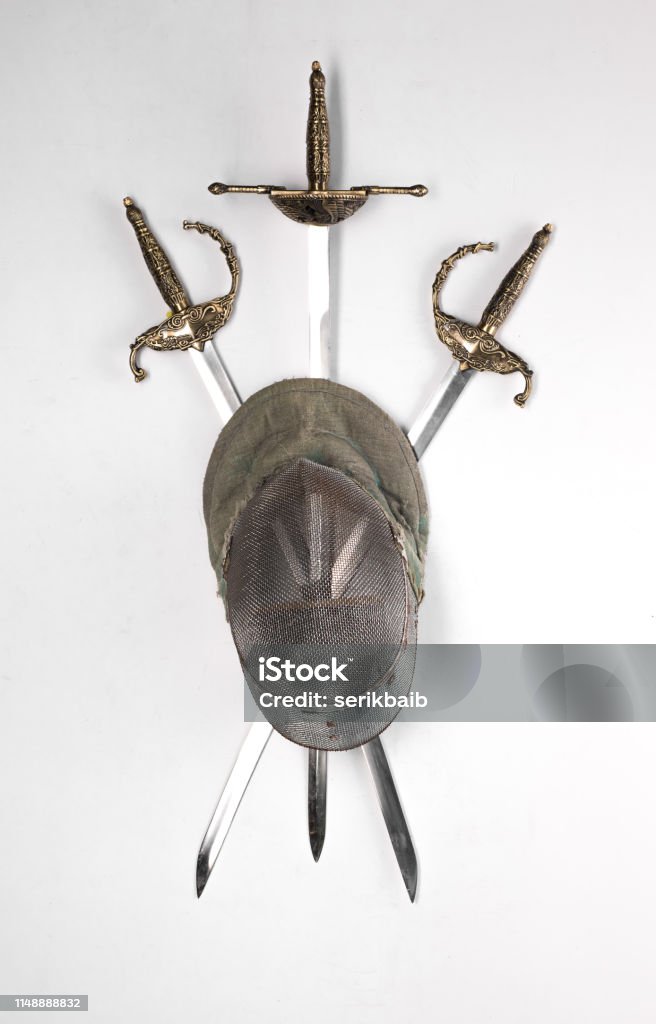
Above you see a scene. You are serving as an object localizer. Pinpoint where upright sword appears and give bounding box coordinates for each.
[198,60,427,898]
[206,59,427,884]
[209,61,427,382]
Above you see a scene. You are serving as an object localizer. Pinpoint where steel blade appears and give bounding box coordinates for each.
[407,362,474,460]
[189,337,241,426]
[196,722,273,897]
[362,735,418,902]
[308,226,331,378]
[308,748,327,861]
[307,224,331,856]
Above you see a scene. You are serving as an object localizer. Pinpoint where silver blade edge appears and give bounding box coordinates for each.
[189,336,241,426]
[308,226,331,378]
[307,223,331,858]
[407,362,475,460]
[196,722,273,897]
[363,735,418,902]
[308,748,327,862]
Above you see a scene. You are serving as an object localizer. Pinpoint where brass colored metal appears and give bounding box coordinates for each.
[432,225,553,407]
[124,196,190,314]
[123,198,239,383]
[479,225,552,337]
[269,189,367,226]
[208,184,286,195]
[352,185,428,197]
[306,60,330,192]
[208,61,427,226]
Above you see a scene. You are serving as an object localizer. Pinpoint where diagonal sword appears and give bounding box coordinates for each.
[408,224,553,457]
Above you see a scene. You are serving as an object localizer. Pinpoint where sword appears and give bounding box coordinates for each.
[301,63,415,868]
[408,224,553,457]
[196,61,427,899]
[304,65,332,828]
[209,61,427,383]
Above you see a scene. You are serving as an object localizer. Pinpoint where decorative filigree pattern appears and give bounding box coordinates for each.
[124,197,189,312]
[479,225,552,336]
[207,61,427,227]
[306,61,330,191]
[124,199,239,383]
[270,191,367,226]
[432,226,552,407]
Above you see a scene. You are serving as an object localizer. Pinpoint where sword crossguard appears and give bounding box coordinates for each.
[123,198,240,383]
[431,225,552,407]
[208,61,428,226]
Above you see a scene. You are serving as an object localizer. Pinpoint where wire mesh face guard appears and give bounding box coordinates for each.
[203,378,428,749]
[225,459,418,750]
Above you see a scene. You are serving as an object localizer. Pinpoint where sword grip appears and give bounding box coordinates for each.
[478,224,552,337]
[123,197,190,314]
[306,61,330,191]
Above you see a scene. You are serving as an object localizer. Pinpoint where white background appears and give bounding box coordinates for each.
[1,0,655,1021]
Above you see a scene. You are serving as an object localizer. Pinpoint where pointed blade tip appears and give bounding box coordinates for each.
[404,856,418,903]
[310,836,324,862]
[196,854,210,899]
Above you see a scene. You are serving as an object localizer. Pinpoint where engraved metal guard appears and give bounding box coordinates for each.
[432,225,553,406]
[208,62,427,226]
[123,198,239,382]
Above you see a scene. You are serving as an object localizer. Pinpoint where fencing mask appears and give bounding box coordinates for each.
[203,378,428,751]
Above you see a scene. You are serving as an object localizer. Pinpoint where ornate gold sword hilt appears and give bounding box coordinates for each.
[123,197,240,382]
[208,61,427,226]
[431,224,553,406]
